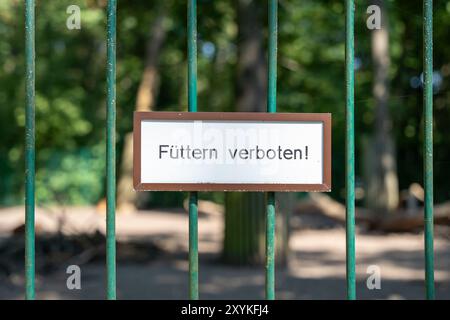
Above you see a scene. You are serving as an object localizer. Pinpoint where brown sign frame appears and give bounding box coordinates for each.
[133,112,331,192]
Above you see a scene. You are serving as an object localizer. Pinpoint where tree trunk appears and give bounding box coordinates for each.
[365,0,399,215]
[117,11,167,213]
[222,0,289,266]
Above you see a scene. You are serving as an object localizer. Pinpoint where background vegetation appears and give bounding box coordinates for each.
[0,0,449,207]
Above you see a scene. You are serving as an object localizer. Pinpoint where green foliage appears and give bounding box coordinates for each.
[0,0,449,205]
[36,145,106,205]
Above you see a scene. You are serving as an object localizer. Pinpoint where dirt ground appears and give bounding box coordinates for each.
[0,206,449,300]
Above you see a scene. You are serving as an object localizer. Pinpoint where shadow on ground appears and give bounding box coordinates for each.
[0,207,449,300]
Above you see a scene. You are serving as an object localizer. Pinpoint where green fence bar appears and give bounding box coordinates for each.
[106,0,117,300]
[265,0,277,301]
[187,0,199,300]
[423,0,435,300]
[345,0,356,300]
[24,0,36,301]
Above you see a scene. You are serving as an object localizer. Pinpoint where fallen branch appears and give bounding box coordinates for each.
[295,193,450,232]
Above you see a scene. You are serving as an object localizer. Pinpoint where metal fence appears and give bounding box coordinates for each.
[23,0,435,300]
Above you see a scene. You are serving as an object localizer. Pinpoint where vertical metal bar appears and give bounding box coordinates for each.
[423,0,435,300]
[345,0,356,300]
[25,0,36,301]
[188,0,199,300]
[106,0,117,300]
[267,0,277,115]
[265,0,277,301]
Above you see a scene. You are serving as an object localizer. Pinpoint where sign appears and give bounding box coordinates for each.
[133,112,331,192]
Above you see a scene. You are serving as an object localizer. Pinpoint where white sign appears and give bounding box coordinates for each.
[134,112,331,192]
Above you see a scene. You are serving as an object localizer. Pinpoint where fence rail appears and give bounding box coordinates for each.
[22,0,436,300]
[24,0,36,301]
[106,0,117,300]
[423,0,435,300]
[345,0,356,300]
[187,0,199,300]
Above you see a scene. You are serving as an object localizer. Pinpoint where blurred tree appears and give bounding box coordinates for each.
[0,0,449,209]
[116,3,169,213]
[223,0,288,266]
[364,0,399,214]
